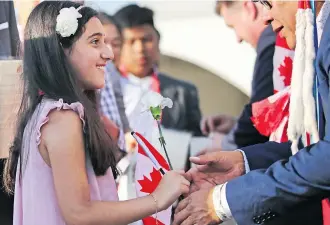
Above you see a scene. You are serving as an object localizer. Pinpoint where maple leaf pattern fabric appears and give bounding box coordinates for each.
[273,36,295,93]
[251,35,294,142]
[278,57,293,88]
[251,88,290,142]
[134,132,171,225]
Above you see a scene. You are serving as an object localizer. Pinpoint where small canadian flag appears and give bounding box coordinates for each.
[132,131,171,225]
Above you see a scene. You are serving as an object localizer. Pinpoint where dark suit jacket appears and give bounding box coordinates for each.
[221,25,275,150]
[158,73,202,136]
[225,14,330,225]
[0,1,20,59]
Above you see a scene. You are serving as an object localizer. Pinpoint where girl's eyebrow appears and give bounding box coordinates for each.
[87,32,104,40]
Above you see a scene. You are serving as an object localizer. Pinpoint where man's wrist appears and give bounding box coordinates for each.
[208,187,222,223]
[237,150,250,173]
[212,183,232,222]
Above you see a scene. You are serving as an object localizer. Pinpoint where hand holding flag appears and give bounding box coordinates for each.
[133,131,190,225]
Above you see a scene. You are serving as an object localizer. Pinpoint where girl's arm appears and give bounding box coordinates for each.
[41,109,188,225]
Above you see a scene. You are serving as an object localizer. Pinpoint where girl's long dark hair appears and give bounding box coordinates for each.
[3,1,118,194]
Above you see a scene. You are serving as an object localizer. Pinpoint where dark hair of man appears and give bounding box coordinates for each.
[114,4,160,41]
[215,0,240,16]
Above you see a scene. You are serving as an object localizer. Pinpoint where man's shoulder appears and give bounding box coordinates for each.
[158,72,197,90]
[320,13,330,47]
[256,25,276,55]
[317,13,330,68]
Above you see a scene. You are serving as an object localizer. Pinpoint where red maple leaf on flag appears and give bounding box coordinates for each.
[143,216,165,225]
[137,168,162,194]
[278,56,293,87]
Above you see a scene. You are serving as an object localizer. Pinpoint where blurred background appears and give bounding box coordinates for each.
[14,0,256,117]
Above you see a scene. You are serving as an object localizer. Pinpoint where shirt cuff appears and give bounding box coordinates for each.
[213,183,232,221]
[238,149,250,173]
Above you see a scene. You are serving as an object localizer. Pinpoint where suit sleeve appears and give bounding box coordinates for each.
[232,104,269,148]
[241,141,292,170]
[185,85,202,136]
[226,141,327,224]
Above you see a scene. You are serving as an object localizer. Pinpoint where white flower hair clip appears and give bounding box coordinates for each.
[56,6,84,38]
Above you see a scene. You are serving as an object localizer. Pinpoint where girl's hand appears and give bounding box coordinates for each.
[152,170,190,211]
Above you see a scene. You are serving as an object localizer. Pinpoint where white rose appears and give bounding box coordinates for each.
[141,91,173,112]
[56,7,82,37]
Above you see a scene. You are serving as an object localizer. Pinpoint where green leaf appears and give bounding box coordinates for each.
[150,106,162,120]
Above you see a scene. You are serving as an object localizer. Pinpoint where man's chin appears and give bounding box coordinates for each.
[131,68,150,78]
[285,37,296,50]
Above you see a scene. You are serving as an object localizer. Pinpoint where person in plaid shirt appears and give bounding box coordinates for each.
[100,63,126,150]
[99,13,134,152]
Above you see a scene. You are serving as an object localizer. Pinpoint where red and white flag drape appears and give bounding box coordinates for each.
[251,35,294,143]
[133,132,172,225]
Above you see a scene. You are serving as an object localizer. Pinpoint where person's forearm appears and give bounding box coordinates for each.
[64,195,158,225]
[225,140,330,225]
[242,141,292,170]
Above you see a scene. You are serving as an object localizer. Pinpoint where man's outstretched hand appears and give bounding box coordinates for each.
[173,187,221,225]
[186,150,245,193]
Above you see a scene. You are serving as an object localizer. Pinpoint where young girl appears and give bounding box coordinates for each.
[3,1,190,225]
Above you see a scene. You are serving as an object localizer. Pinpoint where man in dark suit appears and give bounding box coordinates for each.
[114,4,202,136]
[0,1,20,59]
[173,1,330,225]
[200,1,274,150]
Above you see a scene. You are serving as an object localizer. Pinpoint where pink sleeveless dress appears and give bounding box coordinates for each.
[13,98,119,225]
